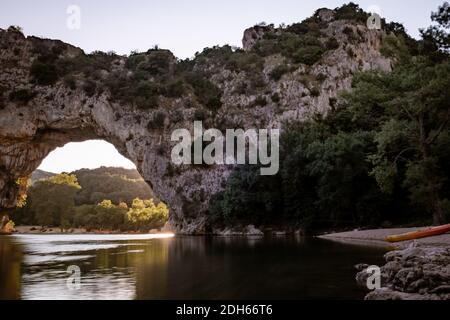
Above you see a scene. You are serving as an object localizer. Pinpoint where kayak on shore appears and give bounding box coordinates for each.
[386,224,450,243]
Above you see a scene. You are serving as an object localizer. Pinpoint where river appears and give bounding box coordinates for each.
[0,234,387,300]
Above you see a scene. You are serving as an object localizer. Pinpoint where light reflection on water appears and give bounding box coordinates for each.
[0,234,386,300]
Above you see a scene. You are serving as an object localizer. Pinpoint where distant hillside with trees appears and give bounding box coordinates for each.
[11,167,168,232]
[31,169,56,183]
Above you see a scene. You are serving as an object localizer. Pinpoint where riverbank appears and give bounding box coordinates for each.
[319,228,450,300]
[318,227,450,248]
[12,225,166,235]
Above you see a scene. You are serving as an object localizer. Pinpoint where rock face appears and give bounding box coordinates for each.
[356,244,450,300]
[242,25,273,51]
[0,10,393,234]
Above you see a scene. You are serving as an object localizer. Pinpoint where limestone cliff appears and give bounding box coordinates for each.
[0,7,394,233]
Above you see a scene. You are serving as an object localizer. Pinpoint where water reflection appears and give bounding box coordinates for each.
[0,236,22,299]
[0,234,387,300]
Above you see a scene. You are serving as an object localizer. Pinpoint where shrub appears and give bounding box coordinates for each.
[83,79,97,97]
[9,89,36,104]
[334,3,369,23]
[133,81,160,109]
[269,64,290,81]
[64,75,77,90]
[30,60,59,85]
[134,50,173,76]
[147,111,167,130]
[227,52,265,73]
[246,73,267,94]
[287,18,322,37]
[184,73,222,111]
[292,46,324,65]
[253,96,268,107]
[310,87,320,97]
[7,25,23,33]
[343,26,359,43]
[326,37,340,50]
[329,97,337,108]
[271,92,281,103]
[346,47,356,58]
[135,95,159,109]
[316,73,327,82]
[164,79,185,98]
[253,38,279,57]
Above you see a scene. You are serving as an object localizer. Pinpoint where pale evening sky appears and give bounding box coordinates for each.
[0,0,444,173]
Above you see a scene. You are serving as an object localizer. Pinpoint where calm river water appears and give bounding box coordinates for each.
[0,234,387,300]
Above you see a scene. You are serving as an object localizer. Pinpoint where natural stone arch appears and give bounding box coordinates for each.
[0,11,393,233]
[0,30,232,234]
[0,84,220,234]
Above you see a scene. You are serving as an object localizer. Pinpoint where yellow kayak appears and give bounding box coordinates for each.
[386,224,450,243]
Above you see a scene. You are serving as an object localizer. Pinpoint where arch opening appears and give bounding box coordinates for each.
[6,140,170,234]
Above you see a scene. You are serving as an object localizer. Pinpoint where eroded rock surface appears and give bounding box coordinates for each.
[356,244,450,300]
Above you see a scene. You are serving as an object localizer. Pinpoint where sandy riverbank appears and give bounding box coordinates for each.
[318,227,450,248]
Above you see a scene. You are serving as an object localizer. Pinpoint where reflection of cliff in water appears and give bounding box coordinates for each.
[134,239,170,299]
[0,236,22,299]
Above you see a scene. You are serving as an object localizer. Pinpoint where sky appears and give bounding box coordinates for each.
[38,141,136,173]
[0,0,444,173]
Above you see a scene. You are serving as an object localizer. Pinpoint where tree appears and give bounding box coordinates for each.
[421,2,450,55]
[342,59,450,225]
[126,198,169,230]
[93,200,126,230]
[28,174,81,228]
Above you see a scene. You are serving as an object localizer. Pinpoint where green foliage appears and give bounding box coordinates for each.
[269,64,290,81]
[184,72,222,110]
[193,45,264,74]
[287,18,323,36]
[334,3,369,23]
[7,25,23,34]
[28,39,69,86]
[64,75,77,90]
[271,92,281,103]
[73,167,154,206]
[72,202,127,231]
[380,34,412,62]
[325,37,340,50]
[30,60,58,85]
[209,165,282,227]
[24,174,81,228]
[420,1,450,58]
[210,4,450,229]
[82,79,97,97]
[310,86,320,97]
[11,167,164,231]
[253,95,268,107]
[163,78,185,98]
[126,198,169,231]
[128,49,173,76]
[253,30,327,66]
[293,43,325,65]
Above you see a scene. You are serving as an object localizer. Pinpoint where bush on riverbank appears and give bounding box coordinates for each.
[11,168,169,231]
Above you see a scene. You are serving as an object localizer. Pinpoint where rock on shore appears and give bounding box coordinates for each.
[356,244,450,300]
